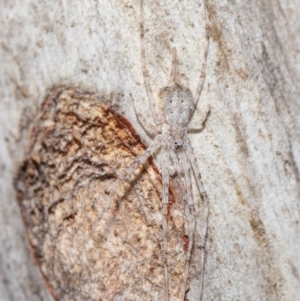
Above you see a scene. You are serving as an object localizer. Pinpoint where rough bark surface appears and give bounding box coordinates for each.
[15,86,189,301]
[1,0,300,301]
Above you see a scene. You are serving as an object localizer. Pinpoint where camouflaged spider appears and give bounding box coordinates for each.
[100,0,210,300]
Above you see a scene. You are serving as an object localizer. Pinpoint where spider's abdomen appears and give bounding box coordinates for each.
[159,83,193,125]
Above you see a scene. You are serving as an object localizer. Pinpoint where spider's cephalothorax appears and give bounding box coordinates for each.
[160,83,194,126]
[160,80,194,152]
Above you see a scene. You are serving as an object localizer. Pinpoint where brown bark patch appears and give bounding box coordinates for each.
[15,86,187,301]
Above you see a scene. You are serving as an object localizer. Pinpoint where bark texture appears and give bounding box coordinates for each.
[15,87,188,301]
[1,0,300,301]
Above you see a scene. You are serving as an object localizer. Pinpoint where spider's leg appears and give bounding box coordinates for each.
[169,47,180,85]
[179,151,197,301]
[97,135,164,222]
[140,0,162,124]
[188,103,210,132]
[120,199,130,242]
[161,144,170,301]
[191,0,210,117]
[186,140,209,301]
[168,149,179,177]
[129,93,158,138]
[132,184,151,226]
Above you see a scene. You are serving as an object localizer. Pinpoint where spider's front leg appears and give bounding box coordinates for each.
[161,143,170,301]
[191,0,210,118]
[139,0,163,125]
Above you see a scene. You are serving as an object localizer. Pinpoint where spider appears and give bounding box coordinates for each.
[99,0,210,300]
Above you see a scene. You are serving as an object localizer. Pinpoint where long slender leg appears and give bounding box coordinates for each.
[188,104,210,132]
[120,199,130,242]
[129,94,158,138]
[169,47,179,85]
[97,135,164,222]
[179,151,197,300]
[132,184,151,226]
[191,0,210,117]
[140,0,162,124]
[168,149,179,177]
[186,140,209,301]
[161,145,170,301]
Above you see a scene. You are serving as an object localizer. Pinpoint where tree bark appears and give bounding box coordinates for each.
[1,0,300,300]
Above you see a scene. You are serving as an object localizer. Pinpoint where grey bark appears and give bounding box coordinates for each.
[1,0,300,300]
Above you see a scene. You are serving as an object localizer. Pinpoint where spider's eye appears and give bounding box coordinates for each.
[175,141,178,145]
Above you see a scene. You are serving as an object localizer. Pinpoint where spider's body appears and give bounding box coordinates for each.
[108,46,209,300]
[100,1,210,300]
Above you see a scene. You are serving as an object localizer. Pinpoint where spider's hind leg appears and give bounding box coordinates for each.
[185,140,209,301]
[179,151,197,300]
[96,135,163,225]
